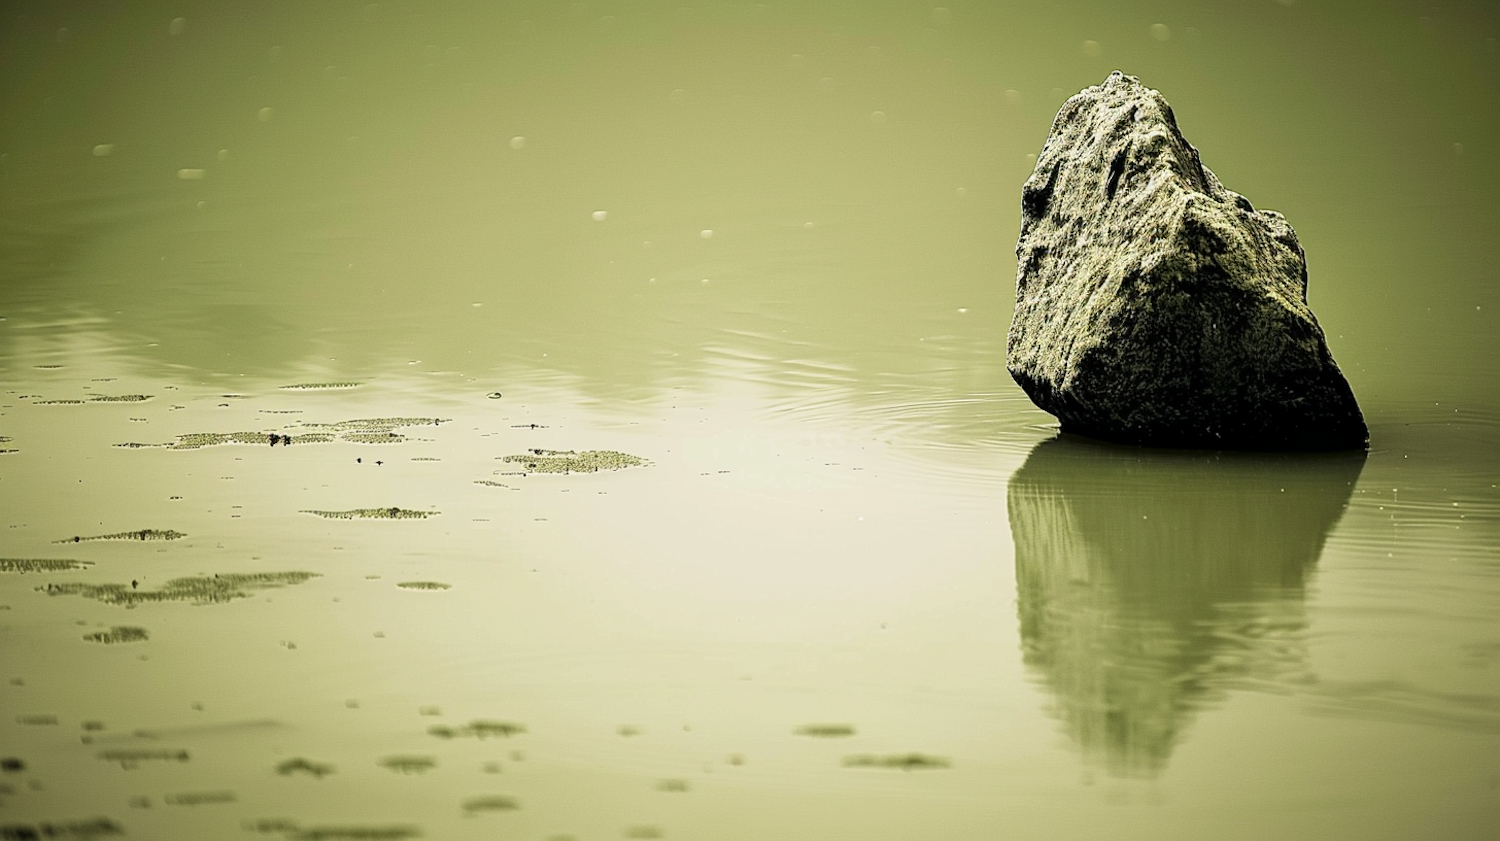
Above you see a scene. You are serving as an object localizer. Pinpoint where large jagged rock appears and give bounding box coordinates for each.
[1008,71,1367,450]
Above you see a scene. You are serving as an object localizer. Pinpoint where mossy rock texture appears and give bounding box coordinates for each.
[1008,71,1366,450]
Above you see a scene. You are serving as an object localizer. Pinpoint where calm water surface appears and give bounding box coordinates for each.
[3,2,1499,839]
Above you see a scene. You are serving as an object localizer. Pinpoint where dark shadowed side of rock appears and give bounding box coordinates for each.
[1007,71,1367,451]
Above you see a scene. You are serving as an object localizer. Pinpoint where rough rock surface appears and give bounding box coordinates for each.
[1008,71,1367,450]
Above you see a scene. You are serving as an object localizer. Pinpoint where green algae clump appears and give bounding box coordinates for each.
[279,382,362,390]
[498,449,648,474]
[42,572,319,607]
[397,581,450,590]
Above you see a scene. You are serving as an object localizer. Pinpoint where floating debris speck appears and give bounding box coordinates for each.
[54,529,185,543]
[83,626,149,644]
[498,449,648,474]
[301,508,435,520]
[42,572,319,607]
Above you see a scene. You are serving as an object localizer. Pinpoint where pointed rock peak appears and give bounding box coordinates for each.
[1008,73,1366,451]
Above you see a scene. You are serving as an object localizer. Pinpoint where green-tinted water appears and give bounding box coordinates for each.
[3,2,1498,838]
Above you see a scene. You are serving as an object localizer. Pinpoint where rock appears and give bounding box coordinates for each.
[1008,71,1367,450]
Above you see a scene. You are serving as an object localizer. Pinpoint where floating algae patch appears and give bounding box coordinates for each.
[842,753,951,770]
[379,755,436,774]
[279,382,362,390]
[35,394,152,404]
[164,790,236,805]
[498,449,648,474]
[0,817,125,838]
[473,480,514,489]
[42,572,319,607]
[427,720,525,740]
[1,559,94,573]
[397,581,450,591]
[300,417,448,435]
[152,418,447,450]
[54,529,185,543]
[98,748,190,768]
[83,626,149,644]
[341,432,406,444]
[461,795,520,814]
[276,757,335,778]
[168,431,334,449]
[244,823,422,840]
[302,508,436,520]
[794,724,857,738]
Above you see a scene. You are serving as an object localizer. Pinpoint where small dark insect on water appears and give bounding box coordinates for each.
[131,580,138,589]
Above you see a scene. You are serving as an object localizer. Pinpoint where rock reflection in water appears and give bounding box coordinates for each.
[1008,436,1364,776]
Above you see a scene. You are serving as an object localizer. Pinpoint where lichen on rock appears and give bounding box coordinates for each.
[1008,71,1367,450]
